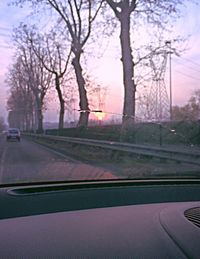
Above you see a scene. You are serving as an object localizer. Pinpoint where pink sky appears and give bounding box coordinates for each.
[0,1,200,123]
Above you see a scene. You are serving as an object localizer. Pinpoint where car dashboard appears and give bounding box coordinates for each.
[0,179,200,258]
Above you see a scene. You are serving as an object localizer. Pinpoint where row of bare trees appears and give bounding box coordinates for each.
[7,0,186,134]
[7,31,53,132]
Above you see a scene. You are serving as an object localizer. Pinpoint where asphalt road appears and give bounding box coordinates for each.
[0,134,116,185]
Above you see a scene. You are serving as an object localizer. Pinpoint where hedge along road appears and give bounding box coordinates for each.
[0,134,117,185]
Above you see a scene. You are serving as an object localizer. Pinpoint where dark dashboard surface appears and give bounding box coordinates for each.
[0,179,200,258]
[1,179,200,219]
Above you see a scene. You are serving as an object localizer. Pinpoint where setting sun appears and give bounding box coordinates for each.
[94,112,106,121]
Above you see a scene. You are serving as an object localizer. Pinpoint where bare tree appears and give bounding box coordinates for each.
[7,58,35,130]
[12,0,104,128]
[188,90,200,120]
[10,26,53,132]
[43,0,104,127]
[84,74,107,113]
[105,0,185,136]
[21,48,52,132]
[26,26,72,129]
[172,90,200,121]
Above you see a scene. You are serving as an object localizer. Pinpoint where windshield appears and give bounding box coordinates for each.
[0,0,200,185]
[8,129,19,133]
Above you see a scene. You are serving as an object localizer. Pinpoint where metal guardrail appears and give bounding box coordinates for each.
[25,133,200,166]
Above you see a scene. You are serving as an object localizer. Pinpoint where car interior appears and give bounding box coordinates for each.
[0,179,200,258]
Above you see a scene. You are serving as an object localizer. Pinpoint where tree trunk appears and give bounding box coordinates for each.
[55,74,65,130]
[72,53,89,127]
[119,10,136,137]
[37,107,43,133]
[25,112,29,131]
[31,110,34,132]
[35,98,44,133]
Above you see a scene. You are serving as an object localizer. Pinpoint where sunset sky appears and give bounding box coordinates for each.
[0,0,200,123]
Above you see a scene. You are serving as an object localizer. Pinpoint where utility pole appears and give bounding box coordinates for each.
[165,40,172,120]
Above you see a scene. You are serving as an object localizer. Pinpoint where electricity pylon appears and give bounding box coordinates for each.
[146,48,170,121]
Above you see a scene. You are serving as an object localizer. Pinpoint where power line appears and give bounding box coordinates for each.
[178,56,200,68]
[0,44,13,49]
[173,57,200,74]
[0,26,12,39]
[0,32,11,38]
[174,69,200,81]
[0,26,11,32]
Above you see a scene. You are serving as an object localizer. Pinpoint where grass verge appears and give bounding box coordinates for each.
[28,136,200,179]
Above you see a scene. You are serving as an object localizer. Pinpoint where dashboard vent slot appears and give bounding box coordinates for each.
[184,207,200,228]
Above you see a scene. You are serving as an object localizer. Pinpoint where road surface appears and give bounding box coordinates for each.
[0,134,116,185]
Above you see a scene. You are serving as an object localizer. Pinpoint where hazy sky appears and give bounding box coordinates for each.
[0,0,200,123]
[0,1,29,121]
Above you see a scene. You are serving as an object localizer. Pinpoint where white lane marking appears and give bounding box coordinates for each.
[0,147,7,182]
